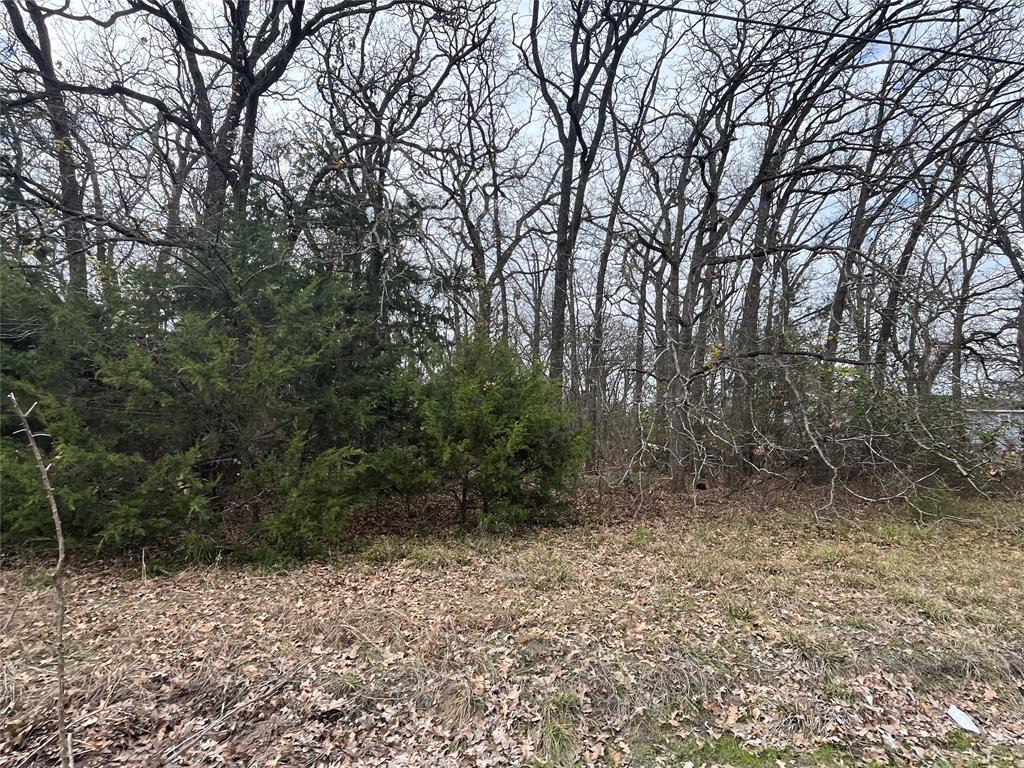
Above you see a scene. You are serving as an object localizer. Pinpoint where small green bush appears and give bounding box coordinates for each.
[1,432,210,554]
[260,446,365,557]
[0,437,51,548]
[423,338,588,529]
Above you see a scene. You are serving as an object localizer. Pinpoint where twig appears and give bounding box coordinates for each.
[2,592,25,634]
[9,393,71,768]
[164,663,306,759]
[13,708,117,768]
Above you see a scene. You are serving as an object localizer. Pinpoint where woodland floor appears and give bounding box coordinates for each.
[2,488,1023,767]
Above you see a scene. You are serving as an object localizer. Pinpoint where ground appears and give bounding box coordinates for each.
[2,489,1023,767]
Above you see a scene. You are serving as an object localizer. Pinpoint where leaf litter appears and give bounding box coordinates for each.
[1,491,1022,766]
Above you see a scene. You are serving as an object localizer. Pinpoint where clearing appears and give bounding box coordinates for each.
[2,491,1023,767]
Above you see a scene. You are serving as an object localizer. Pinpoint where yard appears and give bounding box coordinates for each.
[2,491,1022,766]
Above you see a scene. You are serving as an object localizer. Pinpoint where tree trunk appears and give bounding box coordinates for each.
[8,2,89,296]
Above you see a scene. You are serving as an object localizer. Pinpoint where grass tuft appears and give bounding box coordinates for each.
[539,691,578,766]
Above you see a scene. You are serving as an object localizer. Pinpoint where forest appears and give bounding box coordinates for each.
[1,0,1023,765]
[3,0,1022,558]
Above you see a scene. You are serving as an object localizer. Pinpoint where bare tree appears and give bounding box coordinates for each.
[519,0,665,381]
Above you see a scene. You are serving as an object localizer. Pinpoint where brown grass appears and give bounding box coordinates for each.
[1,494,1022,766]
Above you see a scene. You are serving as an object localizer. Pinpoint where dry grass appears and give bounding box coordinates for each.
[1,494,1022,766]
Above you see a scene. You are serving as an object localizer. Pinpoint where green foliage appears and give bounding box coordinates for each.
[0,438,50,548]
[423,338,588,529]
[248,431,439,560]
[260,445,366,557]
[1,199,440,560]
[1,431,209,554]
[2,191,591,560]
